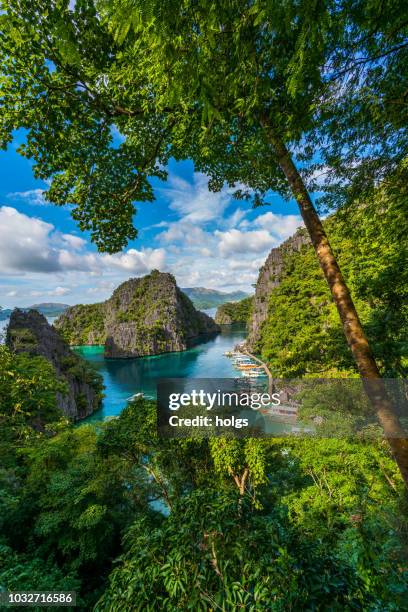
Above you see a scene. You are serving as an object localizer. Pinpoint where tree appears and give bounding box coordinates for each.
[0,0,407,482]
[95,490,372,611]
[0,346,66,444]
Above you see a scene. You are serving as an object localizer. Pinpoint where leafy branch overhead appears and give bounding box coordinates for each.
[1,0,407,250]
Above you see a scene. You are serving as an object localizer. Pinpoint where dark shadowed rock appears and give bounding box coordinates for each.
[55,270,220,358]
[6,309,103,420]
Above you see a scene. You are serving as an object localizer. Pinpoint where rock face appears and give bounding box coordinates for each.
[246,229,309,350]
[215,305,235,325]
[55,270,220,358]
[6,309,103,420]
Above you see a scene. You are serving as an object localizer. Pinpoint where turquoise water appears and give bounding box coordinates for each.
[74,326,247,420]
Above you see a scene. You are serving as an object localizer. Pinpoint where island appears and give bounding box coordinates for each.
[55,270,220,358]
[6,309,103,420]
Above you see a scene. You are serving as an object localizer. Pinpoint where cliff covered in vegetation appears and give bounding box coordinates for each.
[55,270,220,358]
[246,230,309,349]
[248,195,407,378]
[6,309,103,420]
[215,296,253,325]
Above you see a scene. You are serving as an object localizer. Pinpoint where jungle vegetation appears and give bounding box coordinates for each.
[1,0,407,479]
[0,1,407,609]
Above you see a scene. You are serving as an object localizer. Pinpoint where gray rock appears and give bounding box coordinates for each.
[246,229,309,350]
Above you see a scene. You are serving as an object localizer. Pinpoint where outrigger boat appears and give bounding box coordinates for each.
[232,357,252,364]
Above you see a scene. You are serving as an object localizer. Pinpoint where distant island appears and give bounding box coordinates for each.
[181,287,250,310]
[0,302,70,320]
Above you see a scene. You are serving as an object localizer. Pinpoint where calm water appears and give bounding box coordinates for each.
[1,315,300,434]
[74,326,248,420]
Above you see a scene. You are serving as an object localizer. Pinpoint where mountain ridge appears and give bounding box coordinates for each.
[0,302,70,320]
[181,287,250,310]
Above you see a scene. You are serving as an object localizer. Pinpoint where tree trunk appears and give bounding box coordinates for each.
[264,127,408,487]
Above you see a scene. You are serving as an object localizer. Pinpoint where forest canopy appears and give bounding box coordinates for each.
[0,1,408,609]
[0,0,406,248]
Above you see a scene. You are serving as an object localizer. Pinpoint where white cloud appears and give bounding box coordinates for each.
[6,290,17,297]
[254,211,303,239]
[0,206,62,273]
[158,222,207,246]
[49,286,71,297]
[160,173,233,224]
[101,248,166,273]
[7,189,47,206]
[86,281,115,295]
[29,287,70,298]
[0,207,167,277]
[215,229,277,256]
[221,208,249,230]
[0,163,306,303]
[57,250,98,272]
[61,234,86,250]
[227,257,265,271]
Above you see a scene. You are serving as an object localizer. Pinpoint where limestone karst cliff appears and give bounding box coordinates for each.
[55,270,220,358]
[246,229,309,350]
[6,309,103,420]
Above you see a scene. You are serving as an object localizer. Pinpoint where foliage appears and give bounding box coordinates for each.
[259,192,408,377]
[0,385,407,610]
[59,352,104,402]
[96,490,371,611]
[182,288,249,310]
[0,346,66,445]
[1,0,406,250]
[269,439,408,610]
[215,296,253,325]
[55,303,106,345]
[0,545,81,609]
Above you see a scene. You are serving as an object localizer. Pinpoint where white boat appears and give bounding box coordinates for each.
[242,370,267,378]
[126,392,144,401]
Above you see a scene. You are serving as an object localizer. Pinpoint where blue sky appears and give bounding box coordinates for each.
[0,132,303,308]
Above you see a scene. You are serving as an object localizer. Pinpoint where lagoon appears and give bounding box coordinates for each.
[74,326,247,420]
